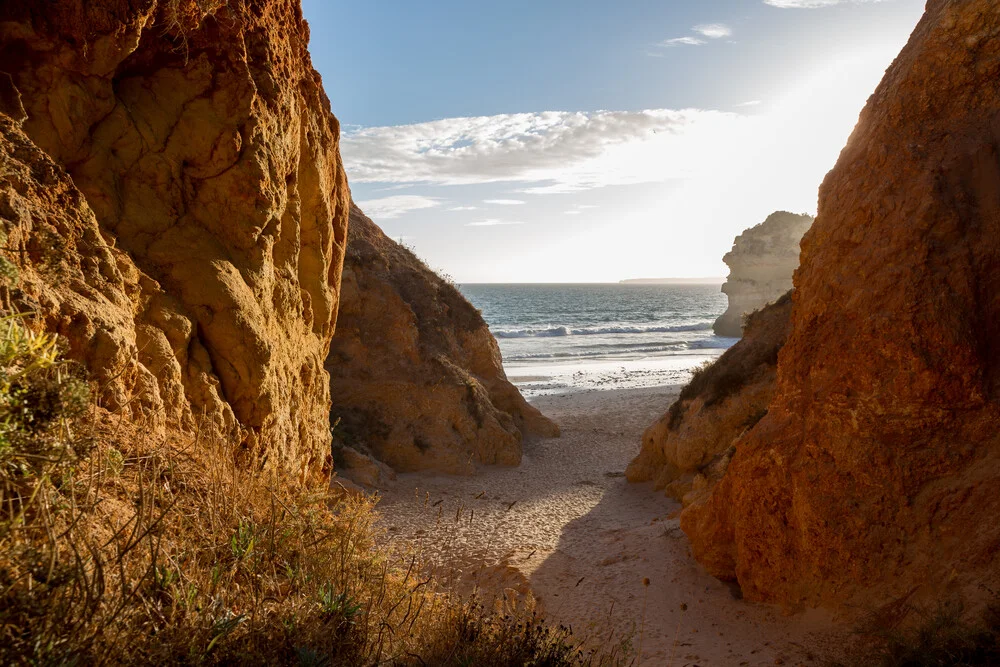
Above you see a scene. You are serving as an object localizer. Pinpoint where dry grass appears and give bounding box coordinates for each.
[0,312,628,665]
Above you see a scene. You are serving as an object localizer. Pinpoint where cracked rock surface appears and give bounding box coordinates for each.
[0,0,349,476]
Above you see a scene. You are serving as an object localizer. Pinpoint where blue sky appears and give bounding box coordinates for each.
[303,0,925,282]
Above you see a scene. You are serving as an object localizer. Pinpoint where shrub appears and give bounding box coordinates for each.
[0,314,96,663]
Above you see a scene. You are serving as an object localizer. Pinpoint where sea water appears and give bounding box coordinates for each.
[458,283,738,396]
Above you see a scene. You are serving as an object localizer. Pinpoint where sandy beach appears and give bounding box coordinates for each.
[375,385,849,666]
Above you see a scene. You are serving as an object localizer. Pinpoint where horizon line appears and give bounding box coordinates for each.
[455,278,726,285]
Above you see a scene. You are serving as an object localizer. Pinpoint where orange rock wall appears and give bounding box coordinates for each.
[0,0,349,476]
[682,0,1000,611]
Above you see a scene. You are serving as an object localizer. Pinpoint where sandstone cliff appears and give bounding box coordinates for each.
[626,293,791,503]
[683,0,1000,612]
[0,0,349,476]
[327,205,559,478]
[713,212,812,338]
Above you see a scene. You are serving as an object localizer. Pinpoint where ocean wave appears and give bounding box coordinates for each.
[687,336,740,350]
[493,322,714,339]
[506,344,686,361]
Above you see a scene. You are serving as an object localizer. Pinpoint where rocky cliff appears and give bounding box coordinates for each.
[626,293,791,503]
[713,212,812,337]
[682,0,1000,612]
[327,205,559,478]
[0,0,349,476]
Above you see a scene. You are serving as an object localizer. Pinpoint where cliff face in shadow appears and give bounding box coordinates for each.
[683,0,1000,612]
[713,212,812,338]
[326,205,559,477]
[626,293,792,503]
[0,0,349,476]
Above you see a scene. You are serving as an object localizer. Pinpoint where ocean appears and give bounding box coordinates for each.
[458,283,737,396]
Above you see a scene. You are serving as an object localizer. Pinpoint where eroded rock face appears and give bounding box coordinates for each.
[713,212,812,338]
[0,0,349,476]
[326,206,559,475]
[683,0,1000,611]
[0,117,195,433]
[626,294,791,504]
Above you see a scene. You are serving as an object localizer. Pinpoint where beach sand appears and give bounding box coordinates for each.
[374,385,848,665]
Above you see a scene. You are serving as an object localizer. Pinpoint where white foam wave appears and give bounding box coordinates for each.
[506,343,687,361]
[494,322,714,339]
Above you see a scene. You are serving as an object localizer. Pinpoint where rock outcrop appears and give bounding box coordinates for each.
[713,212,812,338]
[683,0,1000,613]
[326,205,558,477]
[0,0,349,476]
[626,293,791,503]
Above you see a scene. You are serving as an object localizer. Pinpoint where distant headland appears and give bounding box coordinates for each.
[619,277,725,285]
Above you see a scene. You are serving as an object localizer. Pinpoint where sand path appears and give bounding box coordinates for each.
[375,386,847,665]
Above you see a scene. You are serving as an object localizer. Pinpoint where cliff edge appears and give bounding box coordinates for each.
[713,212,812,338]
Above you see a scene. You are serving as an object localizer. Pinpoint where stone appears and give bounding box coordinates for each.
[333,444,396,489]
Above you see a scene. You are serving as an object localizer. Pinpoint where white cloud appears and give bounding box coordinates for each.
[656,23,731,51]
[449,205,479,211]
[736,100,763,107]
[764,0,883,7]
[563,210,581,215]
[484,199,526,205]
[341,109,746,193]
[694,24,732,38]
[465,219,526,227]
[660,36,706,47]
[354,195,440,219]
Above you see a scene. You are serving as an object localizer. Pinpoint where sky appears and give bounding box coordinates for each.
[302,0,925,283]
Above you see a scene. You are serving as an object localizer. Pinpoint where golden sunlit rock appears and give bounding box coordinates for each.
[627,293,792,502]
[0,0,350,477]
